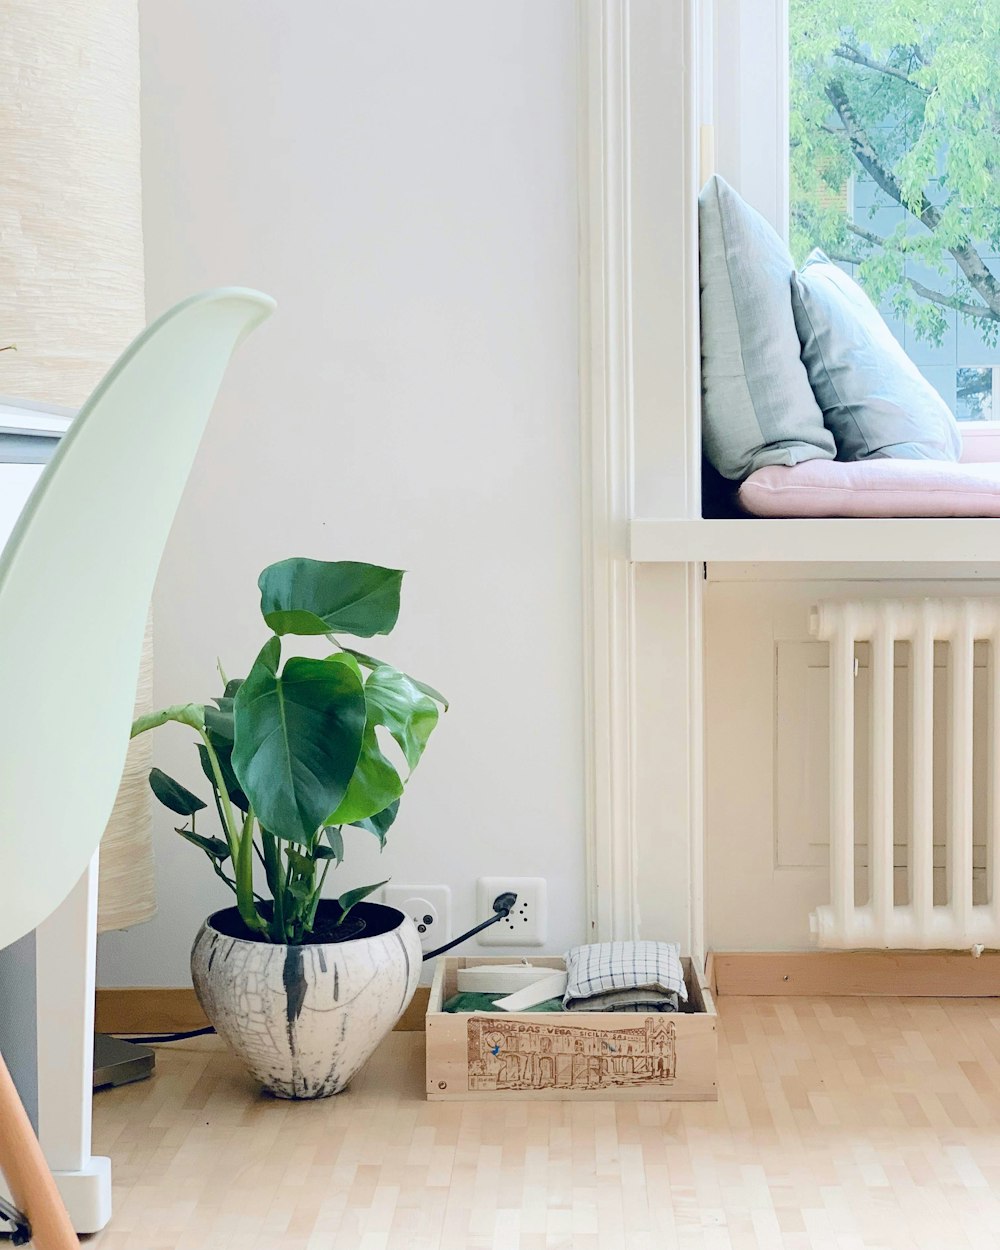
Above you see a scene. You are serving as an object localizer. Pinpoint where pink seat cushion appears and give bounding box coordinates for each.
[738,458,1000,518]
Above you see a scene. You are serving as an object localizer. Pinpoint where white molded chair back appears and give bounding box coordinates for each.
[0,288,274,951]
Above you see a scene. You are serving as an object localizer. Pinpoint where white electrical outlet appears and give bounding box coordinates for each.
[382,885,452,952]
[476,877,547,946]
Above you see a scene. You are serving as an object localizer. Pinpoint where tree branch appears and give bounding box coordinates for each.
[846,221,886,249]
[825,77,1000,317]
[835,43,929,93]
[826,78,933,218]
[823,256,995,321]
[906,279,998,321]
[844,223,996,320]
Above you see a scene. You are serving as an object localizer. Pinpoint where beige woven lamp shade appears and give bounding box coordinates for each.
[0,0,156,931]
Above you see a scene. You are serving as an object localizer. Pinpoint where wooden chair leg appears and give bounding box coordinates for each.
[0,1051,78,1249]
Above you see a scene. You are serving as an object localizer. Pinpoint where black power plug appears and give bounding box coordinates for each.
[421,891,520,960]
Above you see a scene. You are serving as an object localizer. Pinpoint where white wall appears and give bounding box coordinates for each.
[98,0,585,986]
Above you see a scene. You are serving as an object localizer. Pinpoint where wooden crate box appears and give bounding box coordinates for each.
[425,955,718,1102]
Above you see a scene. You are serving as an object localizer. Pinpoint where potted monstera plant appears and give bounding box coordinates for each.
[132,557,445,1099]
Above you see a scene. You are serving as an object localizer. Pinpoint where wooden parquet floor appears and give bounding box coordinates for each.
[89,995,1000,1249]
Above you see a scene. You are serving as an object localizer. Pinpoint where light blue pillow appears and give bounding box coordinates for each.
[699,176,835,481]
[792,250,962,462]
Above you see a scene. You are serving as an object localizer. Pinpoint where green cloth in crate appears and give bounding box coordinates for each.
[442,992,564,1014]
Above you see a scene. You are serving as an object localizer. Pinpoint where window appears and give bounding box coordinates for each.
[788,0,1000,421]
[0,399,72,540]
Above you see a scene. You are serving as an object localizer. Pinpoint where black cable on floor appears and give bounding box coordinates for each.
[119,1025,216,1044]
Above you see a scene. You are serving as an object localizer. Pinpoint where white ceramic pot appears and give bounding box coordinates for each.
[190,900,421,1099]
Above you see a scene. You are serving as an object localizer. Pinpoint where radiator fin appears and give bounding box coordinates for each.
[810,598,1000,950]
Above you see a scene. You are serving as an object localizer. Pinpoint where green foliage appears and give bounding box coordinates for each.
[131,558,446,945]
[148,768,206,816]
[258,558,403,636]
[231,639,368,843]
[790,0,1000,345]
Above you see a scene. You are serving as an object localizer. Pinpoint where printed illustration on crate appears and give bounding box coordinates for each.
[466,1015,678,1092]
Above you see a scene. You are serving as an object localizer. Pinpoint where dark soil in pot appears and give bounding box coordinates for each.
[206,899,404,945]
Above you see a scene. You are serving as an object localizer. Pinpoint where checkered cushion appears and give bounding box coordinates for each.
[563,941,687,1013]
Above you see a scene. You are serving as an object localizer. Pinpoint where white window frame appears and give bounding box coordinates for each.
[710,0,1000,428]
[711,0,789,238]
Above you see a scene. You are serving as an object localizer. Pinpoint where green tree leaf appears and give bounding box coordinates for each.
[258,558,404,637]
[231,637,366,843]
[148,767,207,816]
[788,0,1000,347]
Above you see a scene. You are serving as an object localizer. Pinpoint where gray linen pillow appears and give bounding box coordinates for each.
[791,250,962,462]
[699,176,835,481]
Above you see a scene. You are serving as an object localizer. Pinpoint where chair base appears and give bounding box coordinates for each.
[0,1049,80,1248]
[0,1194,31,1245]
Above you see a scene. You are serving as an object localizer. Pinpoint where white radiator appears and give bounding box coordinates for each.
[809,597,1000,950]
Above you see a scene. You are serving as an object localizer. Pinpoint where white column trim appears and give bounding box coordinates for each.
[686,563,706,964]
[580,0,705,953]
[579,0,639,942]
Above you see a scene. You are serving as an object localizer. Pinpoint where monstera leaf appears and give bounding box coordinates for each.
[132,702,206,737]
[363,665,439,770]
[196,694,249,811]
[148,768,206,816]
[337,880,389,924]
[321,652,405,826]
[175,827,230,860]
[258,558,403,637]
[345,647,449,710]
[232,637,366,842]
[350,799,400,845]
[197,740,249,813]
[326,723,404,826]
